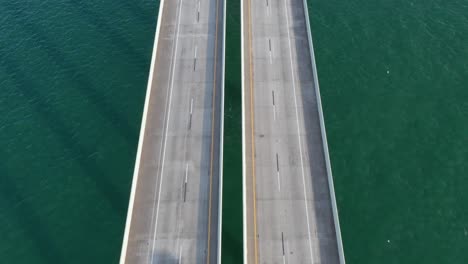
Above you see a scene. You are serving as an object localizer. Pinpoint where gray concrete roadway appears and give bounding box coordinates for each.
[243,0,341,263]
[120,0,224,263]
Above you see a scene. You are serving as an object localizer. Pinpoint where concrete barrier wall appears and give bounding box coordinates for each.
[301,0,346,263]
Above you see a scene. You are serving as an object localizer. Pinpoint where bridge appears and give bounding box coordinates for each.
[119,0,225,263]
[241,0,345,263]
[120,0,345,263]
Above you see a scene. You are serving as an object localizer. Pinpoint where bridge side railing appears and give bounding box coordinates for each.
[217,0,226,262]
[301,1,346,263]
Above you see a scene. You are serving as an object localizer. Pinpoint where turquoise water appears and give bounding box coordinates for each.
[311,0,468,263]
[0,0,157,262]
[0,0,467,263]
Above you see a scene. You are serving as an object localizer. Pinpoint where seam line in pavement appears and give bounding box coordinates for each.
[247,0,259,263]
[207,0,220,262]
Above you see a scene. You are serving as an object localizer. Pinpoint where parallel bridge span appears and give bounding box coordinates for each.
[120,0,225,263]
[241,0,346,263]
[120,0,345,262]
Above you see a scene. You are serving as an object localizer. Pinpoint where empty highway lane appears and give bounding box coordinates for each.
[242,0,345,263]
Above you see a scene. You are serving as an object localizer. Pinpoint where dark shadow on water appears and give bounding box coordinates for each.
[113,0,155,26]
[0,53,126,215]
[1,2,141,145]
[0,153,66,263]
[65,0,151,65]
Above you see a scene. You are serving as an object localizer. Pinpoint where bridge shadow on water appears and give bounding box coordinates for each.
[112,0,155,26]
[0,53,126,215]
[0,1,164,262]
[64,0,152,65]
[1,1,145,146]
[0,151,66,263]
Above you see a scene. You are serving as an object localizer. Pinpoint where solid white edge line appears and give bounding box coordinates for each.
[301,0,346,263]
[217,0,226,262]
[119,0,166,262]
[241,0,248,263]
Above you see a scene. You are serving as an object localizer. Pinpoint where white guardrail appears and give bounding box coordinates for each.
[240,0,248,262]
[301,0,346,263]
[217,0,226,262]
[119,0,166,262]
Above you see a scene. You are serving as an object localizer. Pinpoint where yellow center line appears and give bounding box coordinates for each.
[247,0,259,263]
[207,0,220,262]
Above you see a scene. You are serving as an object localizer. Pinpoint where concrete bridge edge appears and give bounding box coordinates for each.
[218,0,226,262]
[301,0,346,262]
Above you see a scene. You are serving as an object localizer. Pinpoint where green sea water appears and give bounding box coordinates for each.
[0,0,157,262]
[311,0,468,263]
[0,0,467,263]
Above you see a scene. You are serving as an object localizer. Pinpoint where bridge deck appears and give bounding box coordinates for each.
[120,0,224,263]
[242,0,343,263]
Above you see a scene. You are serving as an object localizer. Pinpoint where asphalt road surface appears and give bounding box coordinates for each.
[243,0,341,263]
[121,0,223,263]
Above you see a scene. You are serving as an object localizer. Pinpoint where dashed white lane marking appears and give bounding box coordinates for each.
[276,153,280,191]
[272,90,276,121]
[277,171,281,191]
[273,105,276,121]
[179,245,183,263]
[190,98,194,115]
[266,0,271,16]
[268,38,272,64]
[185,163,189,183]
[194,45,198,71]
[197,1,201,22]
